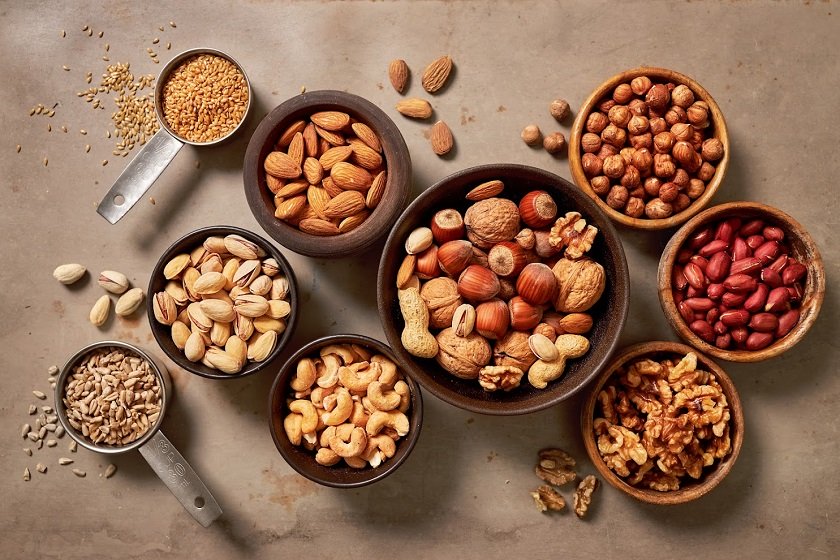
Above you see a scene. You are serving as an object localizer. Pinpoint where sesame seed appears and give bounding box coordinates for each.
[158,25,164,31]
[169,21,176,27]
[85,144,91,153]
[98,31,104,38]
[82,25,89,31]
[152,37,159,44]
[149,196,156,205]
[61,30,66,37]
[102,159,108,166]
[16,144,21,153]
[80,129,87,135]
[43,158,48,166]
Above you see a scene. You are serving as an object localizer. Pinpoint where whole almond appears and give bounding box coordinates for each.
[421,55,453,93]
[53,263,86,285]
[89,295,111,327]
[322,176,343,198]
[466,180,504,201]
[338,211,370,233]
[388,59,410,93]
[331,162,373,191]
[430,120,454,156]
[396,254,417,289]
[266,174,285,194]
[276,120,307,148]
[299,218,340,236]
[556,313,593,334]
[323,190,366,219]
[396,98,433,119]
[275,181,308,198]
[314,125,346,146]
[264,151,302,179]
[349,139,383,170]
[306,186,331,219]
[114,288,145,317]
[302,157,324,184]
[366,171,387,210]
[351,122,382,153]
[274,195,307,220]
[287,132,305,166]
[319,145,354,171]
[311,111,350,132]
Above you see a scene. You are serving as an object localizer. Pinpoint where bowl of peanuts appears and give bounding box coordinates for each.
[268,334,423,488]
[569,67,729,230]
[243,90,412,257]
[147,225,298,379]
[581,341,744,505]
[658,201,825,362]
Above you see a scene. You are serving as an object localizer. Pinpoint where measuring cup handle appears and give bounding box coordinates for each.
[96,130,184,224]
[138,430,222,527]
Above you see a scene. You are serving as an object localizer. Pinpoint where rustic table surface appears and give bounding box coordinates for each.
[1,2,837,558]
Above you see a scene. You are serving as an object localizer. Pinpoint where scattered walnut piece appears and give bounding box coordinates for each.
[531,484,566,513]
[573,475,599,518]
[535,448,577,486]
[478,365,523,392]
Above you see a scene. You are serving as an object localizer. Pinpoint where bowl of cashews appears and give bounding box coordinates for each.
[268,334,423,487]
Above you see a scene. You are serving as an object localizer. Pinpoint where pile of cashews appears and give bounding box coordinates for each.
[283,343,412,469]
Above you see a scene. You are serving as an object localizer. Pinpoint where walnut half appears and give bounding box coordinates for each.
[535,448,577,486]
[573,475,599,518]
[531,485,566,513]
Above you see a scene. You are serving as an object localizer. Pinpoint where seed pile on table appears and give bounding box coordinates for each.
[530,448,599,518]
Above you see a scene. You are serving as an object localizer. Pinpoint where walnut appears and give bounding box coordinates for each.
[478,365,523,392]
[464,197,520,249]
[573,475,598,518]
[548,212,599,260]
[434,328,491,380]
[419,277,462,329]
[493,330,537,371]
[642,472,680,492]
[535,448,577,486]
[551,258,606,313]
[531,485,566,513]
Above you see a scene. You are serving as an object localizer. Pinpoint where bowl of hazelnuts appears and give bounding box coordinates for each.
[569,67,729,230]
[377,164,630,415]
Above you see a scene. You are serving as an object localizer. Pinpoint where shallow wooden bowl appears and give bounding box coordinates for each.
[243,90,411,258]
[268,334,423,488]
[377,164,630,415]
[569,66,729,230]
[581,341,744,505]
[657,202,825,362]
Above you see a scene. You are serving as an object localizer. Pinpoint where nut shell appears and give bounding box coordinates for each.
[464,198,520,249]
[431,209,465,244]
[475,299,510,340]
[435,328,492,379]
[516,263,557,305]
[552,258,606,313]
[519,190,558,229]
[437,240,473,277]
[420,277,462,329]
[457,265,500,302]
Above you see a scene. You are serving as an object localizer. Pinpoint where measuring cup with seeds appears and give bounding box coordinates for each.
[55,341,222,526]
[97,48,252,223]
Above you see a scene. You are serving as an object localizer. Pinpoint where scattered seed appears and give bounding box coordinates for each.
[86,75,92,84]
[61,30,66,37]
[195,160,200,169]
[72,468,86,478]
[50,382,56,389]
[47,110,55,117]
[87,28,93,37]
[56,426,65,438]
[43,158,48,167]
[169,21,176,27]
[27,432,39,442]
[102,56,110,62]
[38,427,47,439]
[48,365,58,375]
[33,390,46,400]
[47,439,57,447]
[45,423,57,432]
[36,440,43,449]
[152,58,159,64]
[59,457,74,466]
[47,124,52,132]
[61,125,68,133]
[29,108,36,116]
[301,85,306,94]
[98,31,104,38]
[69,441,77,453]
[24,448,32,456]
[80,129,87,135]
[82,25,89,31]
[62,65,70,71]
[20,424,31,438]
[35,105,43,114]
[104,464,117,478]
[166,42,171,50]
[106,130,111,138]
[23,467,31,481]
[149,196,156,205]
[158,25,165,31]
[152,37,159,44]
[28,405,36,415]
[36,463,47,473]
[104,43,110,51]
[102,159,108,166]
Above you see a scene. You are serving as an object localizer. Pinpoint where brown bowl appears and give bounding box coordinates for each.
[377,163,630,415]
[658,201,825,362]
[581,341,744,505]
[147,225,299,379]
[569,66,729,230]
[243,90,411,258]
[268,334,423,488]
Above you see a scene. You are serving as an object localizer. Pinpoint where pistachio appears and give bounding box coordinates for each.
[199,253,224,274]
[405,227,434,255]
[225,335,248,363]
[248,331,277,362]
[163,254,191,279]
[189,244,209,266]
[89,295,111,326]
[199,299,235,323]
[224,234,265,260]
[249,275,273,296]
[234,294,270,318]
[184,332,206,362]
[152,292,178,325]
[261,258,280,277]
[234,314,254,340]
[233,259,261,288]
[193,271,226,295]
[222,258,241,290]
[171,320,191,349]
[163,280,189,306]
[53,263,86,285]
[210,320,231,346]
[271,276,290,300]
[203,236,228,255]
[267,299,292,319]
[98,270,130,294]
[253,316,286,334]
[528,333,559,362]
[114,287,145,316]
[181,267,201,301]
[186,302,213,332]
[452,303,476,337]
[204,347,244,374]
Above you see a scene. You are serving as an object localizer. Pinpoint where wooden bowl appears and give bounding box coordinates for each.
[658,202,825,362]
[569,66,729,230]
[268,334,423,488]
[147,225,299,379]
[243,90,411,258]
[581,341,744,505]
[377,164,630,415]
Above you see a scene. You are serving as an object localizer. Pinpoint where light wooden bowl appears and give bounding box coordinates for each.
[569,66,729,230]
[581,341,744,505]
[657,202,825,362]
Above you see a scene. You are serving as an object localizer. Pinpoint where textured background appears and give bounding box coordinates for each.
[1,1,838,558]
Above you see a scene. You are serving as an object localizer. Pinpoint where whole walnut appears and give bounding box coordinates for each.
[419,277,462,329]
[552,257,606,313]
[464,198,521,249]
[493,330,538,371]
[435,327,492,379]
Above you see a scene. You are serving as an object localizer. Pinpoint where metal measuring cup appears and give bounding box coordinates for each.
[97,47,252,224]
[55,340,222,527]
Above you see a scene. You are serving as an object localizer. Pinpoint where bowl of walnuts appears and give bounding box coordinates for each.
[377,164,630,415]
[569,67,729,230]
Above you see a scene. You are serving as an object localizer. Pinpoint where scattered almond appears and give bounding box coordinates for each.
[396,98,433,119]
[421,55,453,93]
[388,59,410,93]
[430,120,454,156]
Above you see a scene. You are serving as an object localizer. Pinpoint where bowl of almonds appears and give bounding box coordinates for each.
[569,67,729,230]
[377,163,629,415]
[243,90,412,257]
[581,341,744,505]
[147,225,298,379]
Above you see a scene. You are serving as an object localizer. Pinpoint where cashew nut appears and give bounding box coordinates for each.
[364,434,397,459]
[339,362,381,393]
[293,389,312,399]
[310,386,334,408]
[319,425,337,448]
[335,422,355,441]
[323,389,353,426]
[288,400,319,435]
[367,381,401,411]
[350,401,369,428]
[315,447,341,466]
[322,393,338,412]
[527,334,590,390]
[366,410,410,437]
[372,354,399,387]
[290,357,317,392]
[344,455,367,469]
[316,354,341,388]
[398,287,439,358]
[350,343,373,362]
[283,413,303,446]
[394,380,411,413]
[362,396,378,415]
[320,344,356,365]
[329,426,367,458]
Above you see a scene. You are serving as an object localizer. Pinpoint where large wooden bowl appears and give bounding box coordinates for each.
[569,66,729,230]
[581,341,744,505]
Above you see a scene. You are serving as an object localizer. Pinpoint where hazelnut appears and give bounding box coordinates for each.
[514,228,536,250]
[629,132,652,150]
[612,83,634,104]
[697,161,716,182]
[646,83,670,110]
[658,182,679,203]
[684,150,703,173]
[487,241,528,278]
[653,153,677,178]
[649,117,668,136]
[470,246,489,268]
[464,197,520,249]
[627,115,649,135]
[664,105,687,127]
[672,141,696,166]
[581,132,602,153]
[516,263,557,306]
[690,129,705,150]
[519,190,558,229]
[628,98,648,116]
[620,165,641,189]
[672,168,690,188]
[600,124,627,148]
[552,257,606,313]
[629,186,645,199]
[533,230,562,258]
[532,323,557,342]
[585,112,609,134]
[670,122,692,142]
[415,245,442,279]
[630,76,653,95]
[643,176,662,198]
[543,132,566,155]
[602,154,626,179]
[590,175,611,196]
[598,98,616,113]
[686,178,706,199]
[419,277,461,329]
[606,185,629,210]
[653,131,676,154]
[596,144,618,159]
[549,99,571,121]
[645,198,673,219]
[625,196,645,218]
[431,208,466,244]
[498,277,517,301]
[671,84,695,108]
[521,124,542,146]
[475,299,510,340]
[701,138,724,161]
[508,296,543,331]
[619,147,636,166]
[435,328,491,380]
[608,105,631,128]
[437,239,474,276]
[687,102,709,126]
[581,153,603,178]
[458,264,500,302]
[673,193,692,213]
[631,148,653,172]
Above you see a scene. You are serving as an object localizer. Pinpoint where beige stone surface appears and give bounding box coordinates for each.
[1,1,838,558]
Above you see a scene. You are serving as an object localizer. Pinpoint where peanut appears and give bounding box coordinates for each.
[398,287,439,358]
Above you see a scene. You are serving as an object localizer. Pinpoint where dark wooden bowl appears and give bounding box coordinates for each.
[658,202,825,362]
[581,341,744,505]
[569,66,729,230]
[268,334,423,488]
[243,90,411,258]
[147,225,299,379]
[377,164,630,415]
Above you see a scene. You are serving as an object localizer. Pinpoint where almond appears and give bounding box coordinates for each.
[302,157,324,185]
[338,211,370,234]
[351,122,382,153]
[275,120,306,148]
[430,120,454,156]
[421,55,453,93]
[331,162,373,191]
[466,180,504,201]
[396,98,433,119]
[274,195,306,220]
[287,131,304,166]
[397,254,417,289]
[299,218,340,236]
[303,123,319,156]
[314,125,346,146]
[266,174,284,194]
[275,180,309,198]
[365,171,387,209]
[319,145,354,171]
[310,111,350,132]
[264,151,302,179]
[322,176,343,198]
[349,139,383,170]
[323,190,366,219]
[388,59,410,93]
[306,186,331,219]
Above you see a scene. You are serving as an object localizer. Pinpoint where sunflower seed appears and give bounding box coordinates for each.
[27,432,39,442]
[69,441,77,452]
[45,423,57,432]
[169,21,176,27]
[36,440,43,449]
[61,30,66,37]
[85,144,91,153]
[59,457,74,465]
[62,65,70,71]
[33,390,46,400]
[36,463,47,473]
[23,447,32,456]
[28,405,36,415]
[16,144,21,153]
[23,468,31,481]
[47,440,57,447]
[20,424,31,438]
[72,469,86,477]
[104,464,117,478]
[55,425,65,438]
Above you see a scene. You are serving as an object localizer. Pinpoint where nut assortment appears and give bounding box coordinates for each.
[593,352,732,491]
[152,233,291,374]
[263,111,387,236]
[396,180,607,392]
[671,217,805,350]
[282,343,411,469]
[579,75,724,220]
